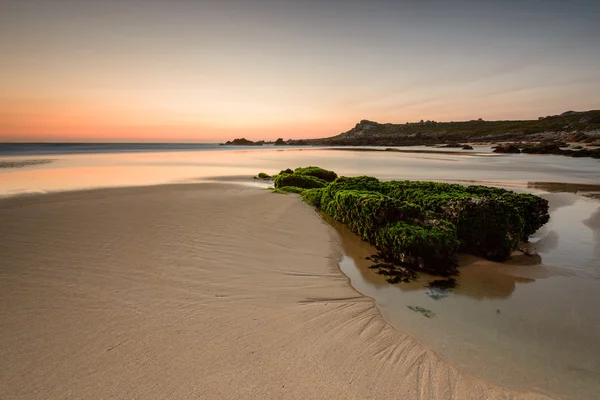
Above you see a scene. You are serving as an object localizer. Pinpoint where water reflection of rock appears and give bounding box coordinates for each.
[528,181,600,196]
[532,230,560,253]
[330,210,555,300]
[543,192,577,213]
[583,206,600,276]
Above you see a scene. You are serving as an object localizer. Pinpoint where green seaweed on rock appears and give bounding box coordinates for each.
[270,186,305,194]
[274,173,328,189]
[260,167,550,277]
[255,172,272,179]
[293,166,338,182]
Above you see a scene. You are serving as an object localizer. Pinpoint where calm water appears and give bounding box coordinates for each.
[1,146,599,399]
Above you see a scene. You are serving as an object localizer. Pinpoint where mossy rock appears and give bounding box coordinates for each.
[375,220,459,275]
[262,167,550,276]
[274,173,327,189]
[301,188,325,208]
[256,172,271,179]
[271,186,305,194]
[293,166,338,182]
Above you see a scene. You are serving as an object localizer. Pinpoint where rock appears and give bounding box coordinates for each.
[493,144,521,154]
[518,242,538,256]
[225,138,262,146]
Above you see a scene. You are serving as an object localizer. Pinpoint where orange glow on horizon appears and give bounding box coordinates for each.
[2,0,599,143]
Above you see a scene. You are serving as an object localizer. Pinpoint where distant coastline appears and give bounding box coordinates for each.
[223,109,600,159]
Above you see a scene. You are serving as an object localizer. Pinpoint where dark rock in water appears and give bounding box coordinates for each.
[426,278,457,300]
[225,138,262,146]
[462,145,474,150]
[287,139,309,145]
[493,144,521,154]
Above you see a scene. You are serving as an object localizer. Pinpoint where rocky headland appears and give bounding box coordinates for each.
[225,110,600,158]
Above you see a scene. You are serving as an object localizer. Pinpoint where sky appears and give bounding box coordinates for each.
[1,0,599,142]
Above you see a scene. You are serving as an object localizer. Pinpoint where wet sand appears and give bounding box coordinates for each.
[0,184,551,400]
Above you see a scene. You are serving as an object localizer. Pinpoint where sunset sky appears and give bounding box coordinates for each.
[1,0,599,142]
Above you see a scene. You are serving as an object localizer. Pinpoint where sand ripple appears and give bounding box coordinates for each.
[0,184,553,399]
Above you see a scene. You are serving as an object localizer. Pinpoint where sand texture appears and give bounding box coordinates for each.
[0,184,553,399]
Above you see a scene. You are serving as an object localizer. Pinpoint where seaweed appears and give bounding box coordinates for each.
[270,186,305,194]
[259,167,550,277]
[274,173,328,189]
[407,306,436,318]
[293,166,338,182]
[255,172,272,179]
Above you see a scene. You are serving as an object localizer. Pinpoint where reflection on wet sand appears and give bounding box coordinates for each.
[328,187,600,400]
[583,207,600,269]
[0,159,54,168]
[528,181,600,199]
[326,211,551,300]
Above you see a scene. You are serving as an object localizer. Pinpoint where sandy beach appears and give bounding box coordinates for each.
[0,183,553,399]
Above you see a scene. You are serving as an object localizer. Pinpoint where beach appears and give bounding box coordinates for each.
[1,147,599,399]
[0,182,553,399]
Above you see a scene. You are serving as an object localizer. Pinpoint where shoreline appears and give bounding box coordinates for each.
[0,183,554,399]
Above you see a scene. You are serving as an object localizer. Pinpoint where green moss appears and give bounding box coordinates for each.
[379,180,543,259]
[326,175,384,193]
[293,166,338,182]
[261,167,550,276]
[270,186,305,194]
[301,188,324,208]
[274,173,328,189]
[375,220,459,275]
[256,172,271,179]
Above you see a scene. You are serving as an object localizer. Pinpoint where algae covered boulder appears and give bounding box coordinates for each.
[293,166,338,182]
[375,220,459,275]
[320,190,424,243]
[310,179,459,273]
[274,173,327,189]
[493,144,521,154]
[380,180,547,260]
[256,172,271,179]
[464,187,549,240]
[443,197,523,260]
[261,167,550,277]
